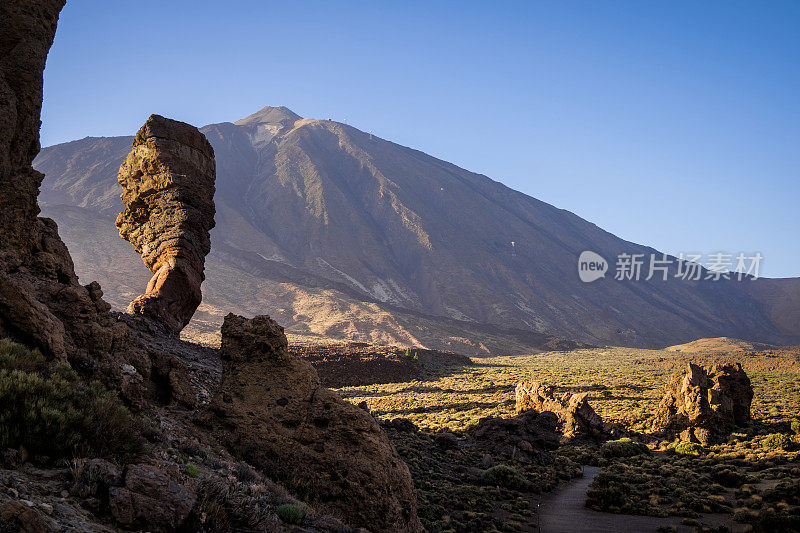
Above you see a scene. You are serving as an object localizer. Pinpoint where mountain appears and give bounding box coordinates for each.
[33,106,800,352]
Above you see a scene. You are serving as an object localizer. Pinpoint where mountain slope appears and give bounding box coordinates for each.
[34,106,800,350]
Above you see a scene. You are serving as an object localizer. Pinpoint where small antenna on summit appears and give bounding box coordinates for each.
[511,241,517,257]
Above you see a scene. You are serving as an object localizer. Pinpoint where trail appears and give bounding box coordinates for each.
[536,466,738,533]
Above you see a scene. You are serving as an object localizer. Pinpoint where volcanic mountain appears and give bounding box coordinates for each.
[33,106,800,353]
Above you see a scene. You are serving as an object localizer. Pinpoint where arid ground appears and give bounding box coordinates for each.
[301,344,800,532]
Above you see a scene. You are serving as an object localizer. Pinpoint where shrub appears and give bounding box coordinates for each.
[674,442,704,456]
[586,473,629,510]
[480,465,527,490]
[600,438,649,458]
[0,338,142,461]
[185,462,200,478]
[276,503,306,524]
[762,433,790,451]
[791,419,800,436]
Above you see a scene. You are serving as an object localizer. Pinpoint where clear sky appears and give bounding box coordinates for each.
[41,1,799,277]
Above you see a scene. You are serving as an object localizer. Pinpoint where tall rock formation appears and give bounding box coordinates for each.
[116,115,216,333]
[203,313,423,533]
[652,362,753,445]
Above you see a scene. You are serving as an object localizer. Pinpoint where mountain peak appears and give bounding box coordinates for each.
[234,106,301,126]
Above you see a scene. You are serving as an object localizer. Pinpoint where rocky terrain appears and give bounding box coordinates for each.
[2,2,798,533]
[289,343,472,388]
[33,109,800,351]
[0,4,423,530]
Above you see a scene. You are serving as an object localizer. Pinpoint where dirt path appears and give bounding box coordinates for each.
[536,466,738,533]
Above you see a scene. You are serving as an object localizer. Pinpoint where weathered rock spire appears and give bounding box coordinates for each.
[115,115,216,332]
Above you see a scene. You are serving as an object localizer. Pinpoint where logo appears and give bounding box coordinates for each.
[578,251,608,282]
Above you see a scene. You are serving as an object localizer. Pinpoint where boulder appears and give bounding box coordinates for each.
[469,410,562,453]
[108,464,195,530]
[204,313,422,532]
[116,114,216,333]
[652,362,753,443]
[0,500,58,533]
[515,381,607,441]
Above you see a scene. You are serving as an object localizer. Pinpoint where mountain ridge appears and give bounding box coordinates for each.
[33,105,800,352]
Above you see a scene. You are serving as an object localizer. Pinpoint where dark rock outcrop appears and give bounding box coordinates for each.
[470,410,562,453]
[108,464,195,530]
[116,115,216,333]
[203,313,423,533]
[515,381,608,441]
[652,362,753,445]
[0,0,162,406]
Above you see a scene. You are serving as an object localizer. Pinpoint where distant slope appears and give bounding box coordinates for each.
[34,106,800,350]
[666,337,780,353]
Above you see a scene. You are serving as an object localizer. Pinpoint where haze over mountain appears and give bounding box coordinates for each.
[33,106,800,353]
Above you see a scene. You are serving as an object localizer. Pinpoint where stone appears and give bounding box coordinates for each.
[469,410,561,454]
[652,363,753,443]
[108,464,194,530]
[387,418,418,432]
[0,500,58,533]
[84,458,123,488]
[37,503,52,515]
[204,313,422,533]
[515,381,607,441]
[115,114,216,333]
[436,432,459,451]
[482,453,494,469]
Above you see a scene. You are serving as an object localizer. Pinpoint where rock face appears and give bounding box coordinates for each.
[652,363,753,445]
[0,0,156,405]
[204,313,423,533]
[116,115,216,333]
[515,381,607,441]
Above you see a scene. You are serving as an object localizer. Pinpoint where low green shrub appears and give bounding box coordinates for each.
[762,433,790,451]
[480,465,527,490]
[276,503,306,524]
[674,442,704,455]
[600,438,649,458]
[791,419,800,436]
[0,338,142,461]
[185,462,200,478]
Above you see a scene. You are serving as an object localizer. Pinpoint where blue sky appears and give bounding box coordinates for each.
[41,1,799,277]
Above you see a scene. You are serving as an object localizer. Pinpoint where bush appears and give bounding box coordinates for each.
[185,462,200,478]
[0,338,142,461]
[674,442,704,455]
[762,433,790,451]
[600,438,649,458]
[276,503,306,524]
[480,465,527,490]
[791,419,800,436]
